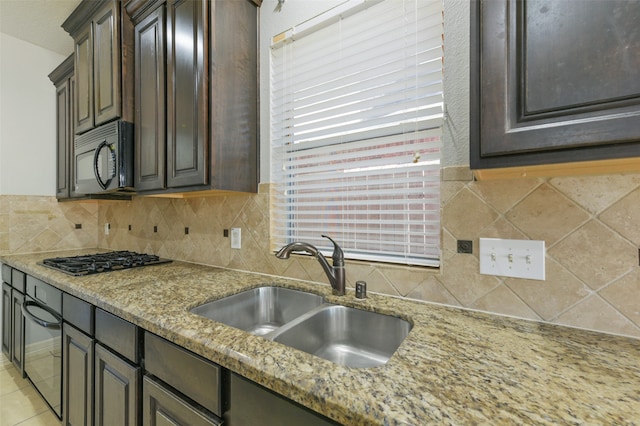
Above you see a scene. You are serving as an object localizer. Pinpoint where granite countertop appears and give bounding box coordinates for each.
[2,250,639,425]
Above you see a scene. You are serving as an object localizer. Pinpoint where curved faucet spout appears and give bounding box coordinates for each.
[275,236,346,296]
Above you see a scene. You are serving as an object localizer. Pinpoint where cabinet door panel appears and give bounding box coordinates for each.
[166,0,208,188]
[63,324,94,426]
[134,5,166,191]
[10,290,24,374]
[471,0,640,169]
[93,1,121,126]
[56,80,71,199]
[75,26,94,134]
[143,376,220,426]
[94,343,140,426]
[1,283,10,358]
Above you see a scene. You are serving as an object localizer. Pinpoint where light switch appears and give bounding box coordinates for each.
[479,238,545,280]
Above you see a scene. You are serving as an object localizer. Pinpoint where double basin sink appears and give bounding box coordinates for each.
[190,286,412,368]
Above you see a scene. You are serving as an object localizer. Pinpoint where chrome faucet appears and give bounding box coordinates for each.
[275,235,346,296]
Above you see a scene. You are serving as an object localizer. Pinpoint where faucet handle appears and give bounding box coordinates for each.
[321,235,344,266]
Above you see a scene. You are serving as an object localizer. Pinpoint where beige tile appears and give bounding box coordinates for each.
[440,229,458,261]
[505,184,590,245]
[469,178,541,214]
[554,295,640,338]
[14,409,61,426]
[378,265,439,297]
[600,270,640,328]
[405,276,461,307]
[548,220,636,290]
[439,253,501,306]
[0,383,50,425]
[361,268,400,297]
[469,284,541,321]
[599,188,640,246]
[442,188,499,240]
[439,180,465,205]
[441,165,473,182]
[505,258,591,321]
[550,174,640,215]
[0,363,30,397]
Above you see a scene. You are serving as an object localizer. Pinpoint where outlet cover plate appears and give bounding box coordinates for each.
[230,228,241,249]
[479,238,545,280]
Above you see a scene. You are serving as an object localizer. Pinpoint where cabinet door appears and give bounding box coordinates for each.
[225,373,336,426]
[166,0,208,189]
[471,0,640,169]
[75,25,94,135]
[134,5,166,191]
[1,283,10,359]
[63,323,94,426]
[10,290,24,374]
[143,376,221,426]
[94,343,140,426]
[93,1,121,127]
[55,78,72,199]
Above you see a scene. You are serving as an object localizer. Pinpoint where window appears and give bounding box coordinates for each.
[271,0,443,267]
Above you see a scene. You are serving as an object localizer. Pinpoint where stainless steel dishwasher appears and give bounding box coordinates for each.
[22,275,63,419]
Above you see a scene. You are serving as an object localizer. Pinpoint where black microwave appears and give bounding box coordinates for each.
[74,120,134,195]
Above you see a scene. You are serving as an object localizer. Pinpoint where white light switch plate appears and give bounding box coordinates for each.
[230,228,241,249]
[479,238,545,280]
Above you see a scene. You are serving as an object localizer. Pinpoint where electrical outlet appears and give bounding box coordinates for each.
[231,228,241,249]
[104,223,109,235]
[457,240,473,254]
[479,238,545,280]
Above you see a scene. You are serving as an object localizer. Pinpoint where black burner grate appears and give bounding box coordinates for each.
[40,251,172,276]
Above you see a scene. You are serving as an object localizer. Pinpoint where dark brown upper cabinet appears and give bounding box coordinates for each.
[49,56,74,199]
[126,0,260,195]
[49,55,86,200]
[63,0,134,135]
[470,0,640,170]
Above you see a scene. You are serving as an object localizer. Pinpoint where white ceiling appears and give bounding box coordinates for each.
[0,0,82,56]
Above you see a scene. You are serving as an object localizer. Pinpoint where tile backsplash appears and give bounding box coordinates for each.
[2,170,639,339]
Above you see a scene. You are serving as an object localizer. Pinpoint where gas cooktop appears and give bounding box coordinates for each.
[40,251,172,276]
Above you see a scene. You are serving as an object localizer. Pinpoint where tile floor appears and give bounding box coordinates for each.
[0,357,60,426]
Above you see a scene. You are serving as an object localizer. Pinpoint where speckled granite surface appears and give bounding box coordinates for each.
[3,250,639,425]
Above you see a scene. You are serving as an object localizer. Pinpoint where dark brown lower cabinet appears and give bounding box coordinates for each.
[225,373,337,426]
[94,343,141,426]
[63,323,94,426]
[143,376,221,426]
[2,280,25,375]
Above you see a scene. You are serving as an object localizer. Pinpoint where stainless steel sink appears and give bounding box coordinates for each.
[191,286,411,368]
[271,305,412,368]
[190,286,324,335]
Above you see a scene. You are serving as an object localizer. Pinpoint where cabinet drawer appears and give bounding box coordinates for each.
[63,293,94,336]
[2,264,11,284]
[11,270,26,293]
[95,308,139,363]
[26,275,61,312]
[144,332,222,417]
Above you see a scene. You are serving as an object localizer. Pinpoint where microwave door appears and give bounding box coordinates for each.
[75,146,99,194]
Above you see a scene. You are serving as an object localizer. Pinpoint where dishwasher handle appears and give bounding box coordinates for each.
[22,300,62,330]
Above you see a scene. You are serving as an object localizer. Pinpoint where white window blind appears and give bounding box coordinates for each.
[271,0,443,267]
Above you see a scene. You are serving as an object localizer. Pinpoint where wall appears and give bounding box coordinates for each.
[0,33,63,196]
[1,1,639,340]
